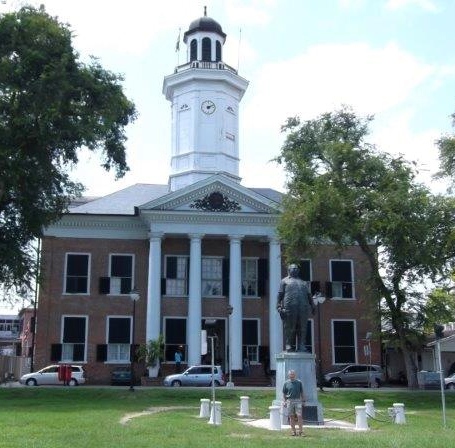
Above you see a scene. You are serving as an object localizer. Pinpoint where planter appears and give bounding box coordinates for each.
[147,365,159,378]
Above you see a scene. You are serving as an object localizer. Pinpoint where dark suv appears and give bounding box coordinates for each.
[324,364,384,388]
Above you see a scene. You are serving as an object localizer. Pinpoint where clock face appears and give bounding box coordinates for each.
[201,100,216,115]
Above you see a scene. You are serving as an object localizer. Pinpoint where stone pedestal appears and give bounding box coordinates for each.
[275,351,324,425]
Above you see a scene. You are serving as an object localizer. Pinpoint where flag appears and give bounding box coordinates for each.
[175,28,181,52]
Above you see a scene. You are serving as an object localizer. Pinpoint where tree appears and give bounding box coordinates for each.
[276,107,455,388]
[0,7,136,291]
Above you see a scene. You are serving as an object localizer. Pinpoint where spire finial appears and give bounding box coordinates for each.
[204,6,207,16]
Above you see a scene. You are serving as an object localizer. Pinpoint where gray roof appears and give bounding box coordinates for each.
[68,183,283,216]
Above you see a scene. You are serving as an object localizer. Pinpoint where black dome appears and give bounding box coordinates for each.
[183,16,226,42]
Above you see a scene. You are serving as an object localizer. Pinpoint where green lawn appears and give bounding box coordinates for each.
[1,387,454,448]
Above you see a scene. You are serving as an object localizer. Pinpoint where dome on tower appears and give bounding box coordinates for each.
[183,10,226,42]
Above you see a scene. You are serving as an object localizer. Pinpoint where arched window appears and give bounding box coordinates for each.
[202,37,211,61]
[190,39,197,61]
[216,41,222,62]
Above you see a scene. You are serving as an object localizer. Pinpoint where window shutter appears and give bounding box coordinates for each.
[258,259,268,296]
[161,278,166,295]
[50,344,62,362]
[166,257,177,279]
[96,344,107,362]
[120,277,131,294]
[222,258,229,296]
[325,282,333,299]
[99,277,110,294]
[73,344,85,361]
[311,281,321,295]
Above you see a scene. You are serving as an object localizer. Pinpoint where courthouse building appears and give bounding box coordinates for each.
[34,11,380,384]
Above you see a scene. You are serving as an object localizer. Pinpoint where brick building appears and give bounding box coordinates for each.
[34,11,381,384]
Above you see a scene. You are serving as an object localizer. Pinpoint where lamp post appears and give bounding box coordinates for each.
[312,292,325,391]
[129,288,140,391]
[226,304,234,387]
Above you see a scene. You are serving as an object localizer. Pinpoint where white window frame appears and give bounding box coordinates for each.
[106,315,132,364]
[108,253,135,296]
[329,259,355,300]
[60,315,88,363]
[241,257,259,298]
[201,256,223,298]
[164,255,189,297]
[64,253,91,295]
[331,319,357,365]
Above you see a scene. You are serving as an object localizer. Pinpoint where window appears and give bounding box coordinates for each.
[190,39,197,61]
[62,316,87,362]
[202,37,211,61]
[329,260,354,299]
[332,320,356,364]
[242,319,259,362]
[65,253,90,294]
[215,41,221,61]
[202,257,223,297]
[164,318,186,362]
[242,258,258,297]
[305,319,314,354]
[109,254,134,295]
[107,317,131,363]
[165,256,189,296]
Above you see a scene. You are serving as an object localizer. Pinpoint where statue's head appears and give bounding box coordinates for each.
[288,264,299,278]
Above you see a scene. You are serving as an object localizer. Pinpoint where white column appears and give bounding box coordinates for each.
[147,232,162,342]
[229,235,243,371]
[188,234,203,366]
[269,237,282,371]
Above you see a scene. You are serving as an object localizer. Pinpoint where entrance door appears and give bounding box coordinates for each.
[201,319,226,370]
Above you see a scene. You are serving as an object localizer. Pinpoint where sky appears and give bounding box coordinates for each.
[1,0,455,312]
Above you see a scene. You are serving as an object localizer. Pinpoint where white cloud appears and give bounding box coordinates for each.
[385,0,439,12]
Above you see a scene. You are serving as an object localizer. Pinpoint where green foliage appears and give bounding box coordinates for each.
[422,287,455,333]
[276,107,455,386]
[136,334,165,367]
[0,6,136,290]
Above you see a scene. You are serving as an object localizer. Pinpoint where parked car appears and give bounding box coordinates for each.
[324,364,384,388]
[163,365,225,387]
[20,365,86,386]
[445,373,455,389]
[111,367,132,385]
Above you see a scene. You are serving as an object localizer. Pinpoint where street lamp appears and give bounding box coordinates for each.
[226,304,234,387]
[129,287,140,391]
[312,292,326,391]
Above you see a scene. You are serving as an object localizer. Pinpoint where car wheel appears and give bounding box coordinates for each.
[26,378,37,386]
[171,380,181,387]
[330,378,342,388]
[447,383,455,390]
[68,378,78,386]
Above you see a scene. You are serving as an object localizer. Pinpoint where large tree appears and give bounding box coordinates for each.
[276,107,455,388]
[0,7,136,291]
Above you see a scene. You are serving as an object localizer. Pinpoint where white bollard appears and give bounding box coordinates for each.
[238,396,250,417]
[355,405,369,431]
[364,399,375,418]
[208,401,222,425]
[199,398,210,418]
[393,403,406,424]
[269,405,281,430]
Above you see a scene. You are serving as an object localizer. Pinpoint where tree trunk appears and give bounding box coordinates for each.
[400,338,419,388]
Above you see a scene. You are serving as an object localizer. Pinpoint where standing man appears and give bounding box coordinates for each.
[283,369,305,436]
[174,346,183,373]
[277,264,315,352]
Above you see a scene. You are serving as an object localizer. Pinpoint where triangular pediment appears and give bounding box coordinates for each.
[138,175,281,214]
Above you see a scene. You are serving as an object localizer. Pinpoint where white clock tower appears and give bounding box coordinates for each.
[163,9,249,192]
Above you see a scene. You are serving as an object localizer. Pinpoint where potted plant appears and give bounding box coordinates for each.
[136,334,165,378]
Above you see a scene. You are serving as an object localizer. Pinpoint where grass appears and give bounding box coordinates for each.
[1,387,454,448]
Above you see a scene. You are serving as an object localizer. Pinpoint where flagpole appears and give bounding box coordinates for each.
[237,28,242,72]
[176,27,181,66]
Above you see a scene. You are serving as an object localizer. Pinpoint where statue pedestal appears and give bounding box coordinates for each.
[275,351,324,425]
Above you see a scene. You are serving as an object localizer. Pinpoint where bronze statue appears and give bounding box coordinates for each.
[277,264,315,352]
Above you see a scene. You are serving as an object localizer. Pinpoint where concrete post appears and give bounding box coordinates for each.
[269,405,281,430]
[238,396,250,417]
[364,399,375,418]
[393,403,406,424]
[199,398,210,418]
[208,401,222,425]
[355,405,369,431]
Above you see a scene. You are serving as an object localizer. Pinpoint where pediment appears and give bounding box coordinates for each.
[138,175,281,214]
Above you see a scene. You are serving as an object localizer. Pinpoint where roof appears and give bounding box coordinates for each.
[183,15,226,42]
[67,183,283,216]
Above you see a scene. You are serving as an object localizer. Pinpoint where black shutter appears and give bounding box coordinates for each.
[258,258,268,296]
[161,278,166,295]
[311,281,321,295]
[120,277,131,294]
[73,344,85,361]
[222,259,229,296]
[99,277,110,294]
[166,257,177,279]
[326,282,333,299]
[50,344,62,362]
[96,344,107,362]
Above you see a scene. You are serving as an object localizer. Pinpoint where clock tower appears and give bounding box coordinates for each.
[163,9,249,191]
